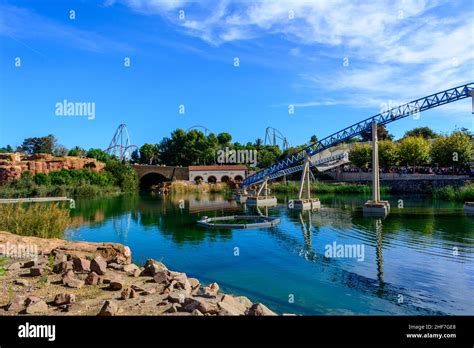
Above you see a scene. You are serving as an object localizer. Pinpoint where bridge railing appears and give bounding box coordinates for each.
[243,83,474,187]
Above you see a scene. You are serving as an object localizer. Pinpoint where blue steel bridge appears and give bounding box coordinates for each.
[242,83,474,188]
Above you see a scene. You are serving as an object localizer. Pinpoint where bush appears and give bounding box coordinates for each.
[0,203,71,238]
[432,184,474,201]
[34,173,51,186]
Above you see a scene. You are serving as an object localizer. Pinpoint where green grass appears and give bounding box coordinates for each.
[0,203,71,238]
[432,184,474,202]
[269,181,391,195]
[0,257,6,277]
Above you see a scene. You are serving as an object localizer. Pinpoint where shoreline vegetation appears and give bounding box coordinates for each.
[0,162,138,199]
[269,181,391,195]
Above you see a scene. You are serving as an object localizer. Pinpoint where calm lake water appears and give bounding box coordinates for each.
[65,193,474,315]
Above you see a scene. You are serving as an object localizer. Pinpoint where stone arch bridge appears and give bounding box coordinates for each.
[132,165,189,188]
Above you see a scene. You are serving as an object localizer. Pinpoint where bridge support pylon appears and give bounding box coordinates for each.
[289,153,320,211]
[233,187,248,203]
[246,178,277,207]
[363,121,390,217]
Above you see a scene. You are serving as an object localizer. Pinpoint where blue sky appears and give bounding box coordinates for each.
[0,0,473,150]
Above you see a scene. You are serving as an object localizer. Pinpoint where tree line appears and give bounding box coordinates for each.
[1,126,472,171]
[349,127,473,171]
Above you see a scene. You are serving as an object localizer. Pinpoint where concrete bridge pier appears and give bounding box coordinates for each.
[246,178,277,207]
[363,121,390,217]
[289,153,320,211]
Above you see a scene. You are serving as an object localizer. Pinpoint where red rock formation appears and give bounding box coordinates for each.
[0,153,105,184]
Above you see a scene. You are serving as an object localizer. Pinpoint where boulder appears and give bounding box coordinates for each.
[25,300,48,314]
[53,261,73,274]
[6,295,26,312]
[184,297,219,314]
[53,293,76,306]
[120,288,137,300]
[246,303,277,316]
[72,257,91,273]
[172,272,192,294]
[62,270,84,289]
[167,292,188,304]
[153,270,170,284]
[98,300,119,316]
[108,275,124,291]
[123,264,139,273]
[90,255,107,275]
[85,272,101,286]
[21,260,35,268]
[29,266,48,277]
[234,296,253,309]
[141,259,168,276]
[220,295,247,313]
[188,278,200,292]
[200,282,219,297]
[218,301,245,316]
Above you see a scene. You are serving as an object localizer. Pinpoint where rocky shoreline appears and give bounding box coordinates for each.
[0,231,277,316]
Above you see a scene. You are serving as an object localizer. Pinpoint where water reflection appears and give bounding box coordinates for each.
[66,193,474,315]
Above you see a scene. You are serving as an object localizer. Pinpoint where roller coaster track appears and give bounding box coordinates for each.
[243,83,474,187]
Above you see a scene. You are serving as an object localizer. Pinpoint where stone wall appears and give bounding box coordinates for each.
[0,153,105,184]
[380,178,472,193]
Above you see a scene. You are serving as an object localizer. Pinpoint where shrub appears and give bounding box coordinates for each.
[0,203,71,238]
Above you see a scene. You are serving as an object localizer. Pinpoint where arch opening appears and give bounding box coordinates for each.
[140,172,169,189]
[234,175,244,183]
[207,175,217,184]
[194,176,204,184]
[221,175,230,183]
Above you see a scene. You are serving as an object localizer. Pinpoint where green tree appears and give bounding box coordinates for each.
[404,127,438,139]
[361,125,393,141]
[217,132,232,146]
[139,143,159,164]
[0,145,13,153]
[86,148,113,163]
[378,140,399,169]
[19,135,56,154]
[256,146,282,168]
[105,162,138,192]
[398,136,430,170]
[431,131,473,168]
[68,146,86,157]
[349,143,372,169]
[310,135,318,144]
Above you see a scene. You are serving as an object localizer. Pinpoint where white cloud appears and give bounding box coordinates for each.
[115,0,473,119]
